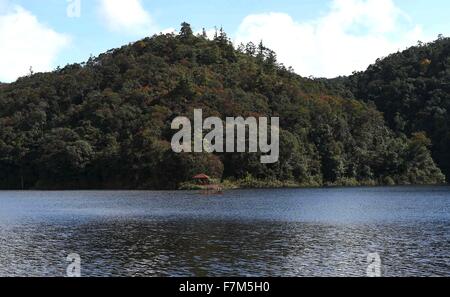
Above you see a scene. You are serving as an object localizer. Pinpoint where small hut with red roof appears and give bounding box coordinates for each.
[192,173,211,185]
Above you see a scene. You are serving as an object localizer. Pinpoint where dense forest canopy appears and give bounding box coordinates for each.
[0,23,446,189]
[327,36,450,179]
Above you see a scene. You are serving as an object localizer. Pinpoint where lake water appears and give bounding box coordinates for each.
[0,186,449,277]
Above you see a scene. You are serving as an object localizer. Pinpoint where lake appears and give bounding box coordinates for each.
[0,186,449,277]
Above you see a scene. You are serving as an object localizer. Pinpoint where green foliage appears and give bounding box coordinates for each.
[329,38,450,179]
[0,24,445,189]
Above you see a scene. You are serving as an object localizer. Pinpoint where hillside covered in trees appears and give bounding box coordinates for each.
[328,37,450,180]
[0,23,446,189]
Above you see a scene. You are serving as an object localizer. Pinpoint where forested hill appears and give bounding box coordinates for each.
[328,37,450,179]
[0,23,445,190]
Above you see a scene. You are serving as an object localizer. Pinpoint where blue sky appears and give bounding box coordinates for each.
[0,0,449,82]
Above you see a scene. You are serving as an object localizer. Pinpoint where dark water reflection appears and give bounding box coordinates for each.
[0,187,449,276]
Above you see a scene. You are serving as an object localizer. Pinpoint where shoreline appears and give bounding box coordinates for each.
[0,182,448,192]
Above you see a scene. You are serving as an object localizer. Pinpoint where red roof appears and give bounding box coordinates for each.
[192,174,210,180]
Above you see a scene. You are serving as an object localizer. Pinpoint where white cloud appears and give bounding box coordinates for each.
[98,0,157,35]
[0,4,70,82]
[161,27,177,35]
[194,28,217,40]
[235,0,428,78]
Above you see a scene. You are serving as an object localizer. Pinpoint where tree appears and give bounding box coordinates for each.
[201,28,208,39]
[344,37,450,179]
[179,22,193,39]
